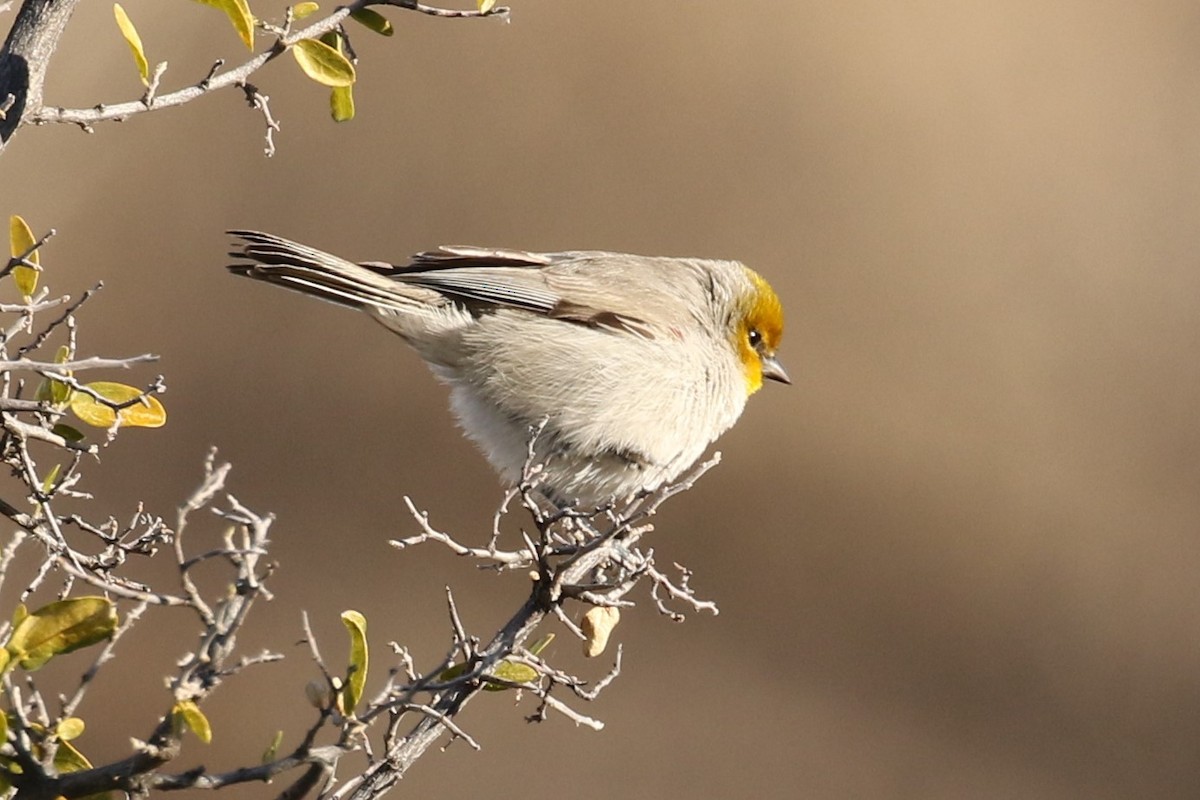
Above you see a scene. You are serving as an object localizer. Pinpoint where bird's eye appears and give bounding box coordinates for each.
[747,327,762,348]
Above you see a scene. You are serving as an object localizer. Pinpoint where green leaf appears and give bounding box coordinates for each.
[483,659,538,691]
[339,610,368,714]
[70,382,166,429]
[6,597,118,671]
[113,4,149,86]
[10,605,27,631]
[51,423,85,443]
[438,661,466,682]
[35,345,74,407]
[349,8,394,36]
[0,710,7,748]
[55,717,85,742]
[262,730,284,764]
[172,700,212,743]
[8,215,40,299]
[292,1,319,19]
[191,0,255,50]
[292,38,356,87]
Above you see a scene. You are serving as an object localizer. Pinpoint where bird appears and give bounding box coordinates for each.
[227,230,788,505]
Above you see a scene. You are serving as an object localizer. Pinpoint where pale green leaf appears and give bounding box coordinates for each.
[349,8,393,36]
[70,382,166,429]
[292,38,356,87]
[113,4,149,86]
[191,0,255,50]
[340,610,368,714]
[478,0,497,13]
[6,597,118,671]
[8,215,40,299]
[172,700,213,743]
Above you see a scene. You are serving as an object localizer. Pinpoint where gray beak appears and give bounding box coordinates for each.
[761,354,791,385]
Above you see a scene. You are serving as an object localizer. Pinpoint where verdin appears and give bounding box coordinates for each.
[228,231,788,505]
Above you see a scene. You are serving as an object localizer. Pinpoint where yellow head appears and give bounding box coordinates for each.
[735,268,789,394]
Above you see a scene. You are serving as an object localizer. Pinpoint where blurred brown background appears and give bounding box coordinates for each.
[2,1,1199,797]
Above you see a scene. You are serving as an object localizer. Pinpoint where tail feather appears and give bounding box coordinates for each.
[227,230,428,313]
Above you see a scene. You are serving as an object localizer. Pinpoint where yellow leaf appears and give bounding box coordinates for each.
[330,86,355,122]
[292,1,319,19]
[55,738,112,800]
[70,382,166,429]
[321,33,355,122]
[478,0,496,12]
[8,215,39,299]
[292,38,356,88]
[113,4,149,86]
[172,700,213,743]
[191,0,255,51]
[349,8,393,36]
[6,598,118,671]
[340,610,368,714]
[53,739,92,772]
[55,717,85,742]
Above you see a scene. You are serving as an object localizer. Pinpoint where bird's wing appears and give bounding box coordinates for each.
[373,248,655,337]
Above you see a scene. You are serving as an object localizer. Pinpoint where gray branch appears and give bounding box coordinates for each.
[0,0,81,149]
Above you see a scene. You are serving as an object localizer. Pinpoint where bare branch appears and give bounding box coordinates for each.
[1,353,159,372]
[382,1,510,19]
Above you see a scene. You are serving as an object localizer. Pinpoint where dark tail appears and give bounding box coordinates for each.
[227,230,421,312]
